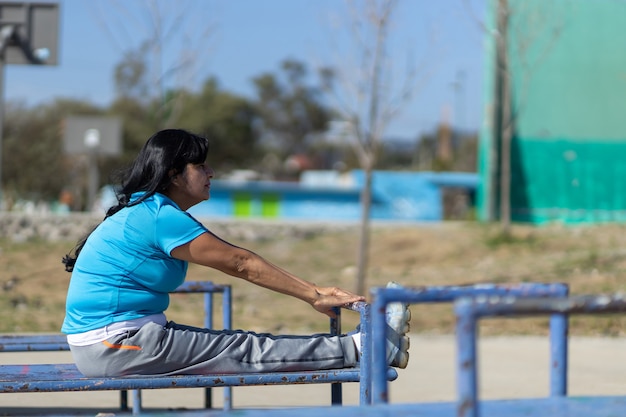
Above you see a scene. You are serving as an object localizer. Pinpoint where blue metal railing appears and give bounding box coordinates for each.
[454,293,626,417]
[369,282,569,404]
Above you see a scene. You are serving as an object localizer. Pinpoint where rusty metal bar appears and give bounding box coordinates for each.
[370,282,569,405]
[455,294,626,417]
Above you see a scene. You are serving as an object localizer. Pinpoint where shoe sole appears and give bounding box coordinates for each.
[391,335,410,368]
[386,284,411,335]
[385,282,412,369]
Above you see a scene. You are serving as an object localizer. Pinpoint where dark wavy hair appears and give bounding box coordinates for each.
[62,129,209,272]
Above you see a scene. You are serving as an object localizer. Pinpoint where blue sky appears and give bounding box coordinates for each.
[6,0,487,140]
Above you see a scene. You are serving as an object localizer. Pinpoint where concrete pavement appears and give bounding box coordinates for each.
[1,335,626,415]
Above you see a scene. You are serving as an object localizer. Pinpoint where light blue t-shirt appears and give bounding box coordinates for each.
[61,192,208,334]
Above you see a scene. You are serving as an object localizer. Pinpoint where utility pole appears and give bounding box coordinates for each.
[0,2,59,208]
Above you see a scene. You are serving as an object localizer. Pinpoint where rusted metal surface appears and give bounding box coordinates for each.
[455,294,626,417]
[459,294,626,318]
[0,281,229,352]
[0,334,68,352]
[0,363,363,392]
[171,281,228,293]
[369,283,569,406]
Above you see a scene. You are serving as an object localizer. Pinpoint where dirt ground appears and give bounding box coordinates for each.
[2,221,626,414]
[2,221,626,335]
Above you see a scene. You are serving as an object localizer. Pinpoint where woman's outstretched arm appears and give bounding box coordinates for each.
[171,231,365,317]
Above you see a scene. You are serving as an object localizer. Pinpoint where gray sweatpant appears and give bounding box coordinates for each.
[69,321,358,377]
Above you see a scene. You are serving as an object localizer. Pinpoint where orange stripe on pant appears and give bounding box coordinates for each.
[102,340,142,350]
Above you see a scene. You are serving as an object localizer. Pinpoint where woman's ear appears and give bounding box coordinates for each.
[168,169,178,184]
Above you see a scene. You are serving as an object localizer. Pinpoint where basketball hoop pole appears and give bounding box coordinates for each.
[0,2,59,210]
[0,17,17,209]
[0,24,12,209]
[0,24,14,208]
[0,57,4,209]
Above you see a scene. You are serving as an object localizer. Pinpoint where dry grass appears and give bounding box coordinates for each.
[2,222,626,336]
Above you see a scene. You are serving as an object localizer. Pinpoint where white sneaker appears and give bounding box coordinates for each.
[385,281,411,369]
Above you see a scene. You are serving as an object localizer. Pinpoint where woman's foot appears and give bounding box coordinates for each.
[349,282,411,368]
[385,281,411,368]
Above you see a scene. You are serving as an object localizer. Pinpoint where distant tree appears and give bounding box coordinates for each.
[323,0,420,295]
[377,140,417,169]
[412,127,478,173]
[177,78,261,175]
[454,132,478,172]
[104,97,156,182]
[3,99,102,208]
[252,59,335,175]
[94,0,215,128]
[464,0,564,232]
[105,80,261,182]
[114,47,150,103]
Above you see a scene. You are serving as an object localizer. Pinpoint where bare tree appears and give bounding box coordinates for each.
[464,0,563,233]
[90,0,215,128]
[324,0,420,295]
[496,0,513,233]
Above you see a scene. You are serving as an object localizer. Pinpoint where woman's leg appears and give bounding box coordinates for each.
[70,322,358,377]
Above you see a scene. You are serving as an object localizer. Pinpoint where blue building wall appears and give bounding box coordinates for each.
[188,170,478,222]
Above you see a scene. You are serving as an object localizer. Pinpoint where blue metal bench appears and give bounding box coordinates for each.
[0,283,393,414]
[0,280,233,412]
[454,293,626,417]
[0,280,230,352]
[368,282,569,404]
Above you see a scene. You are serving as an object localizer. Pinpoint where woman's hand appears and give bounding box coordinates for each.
[311,286,366,318]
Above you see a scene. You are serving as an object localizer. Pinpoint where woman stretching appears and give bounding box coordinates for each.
[61,128,410,377]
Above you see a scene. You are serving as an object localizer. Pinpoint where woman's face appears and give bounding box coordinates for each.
[168,162,214,210]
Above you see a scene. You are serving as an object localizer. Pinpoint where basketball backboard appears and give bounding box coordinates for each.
[63,116,122,156]
[0,2,59,65]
